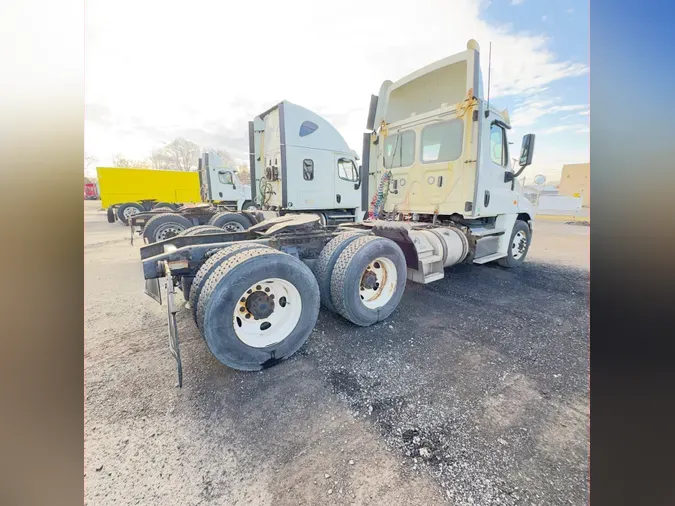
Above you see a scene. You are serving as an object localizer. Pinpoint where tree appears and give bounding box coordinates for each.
[236,164,251,184]
[84,154,98,177]
[163,138,201,171]
[207,148,236,168]
[149,148,173,171]
[111,153,150,169]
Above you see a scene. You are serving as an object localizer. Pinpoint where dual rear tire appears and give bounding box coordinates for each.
[190,244,320,371]
[315,233,407,326]
[208,211,253,232]
[117,202,145,225]
[142,213,193,244]
[181,233,407,372]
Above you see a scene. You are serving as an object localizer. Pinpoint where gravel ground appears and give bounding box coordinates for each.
[84,201,589,505]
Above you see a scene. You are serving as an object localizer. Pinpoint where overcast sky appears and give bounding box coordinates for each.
[85,0,588,182]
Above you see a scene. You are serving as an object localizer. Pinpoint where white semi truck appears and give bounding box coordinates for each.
[138,40,536,386]
[130,106,365,244]
[249,101,363,226]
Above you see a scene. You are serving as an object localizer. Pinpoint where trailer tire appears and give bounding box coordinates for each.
[330,236,407,327]
[497,220,531,268]
[197,249,320,371]
[106,206,116,223]
[179,225,224,237]
[189,243,274,324]
[208,212,252,232]
[117,202,145,225]
[314,232,364,313]
[242,200,258,211]
[142,213,193,244]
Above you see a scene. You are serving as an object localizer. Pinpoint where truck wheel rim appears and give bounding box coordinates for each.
[512,230,528,259]
[233,278,302,348]
[155,223,184,241]
[359,257,397,309]
[223,221,245,232]
[245,204,257,210]
[123,207,140,219]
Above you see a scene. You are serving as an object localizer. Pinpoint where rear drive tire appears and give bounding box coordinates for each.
[142,213,193,244]
[497,220,531,268]
[116,202,144,225]
[197,249,320,371]
[153,202,177,211]
[208,212,252,232]
[242,200,259,211]
[314,232,363,313]
[106,206,116,223]
[330,236,407,327]
[189,243,274,325]
[179,225,225,237]
[153,206,174,212]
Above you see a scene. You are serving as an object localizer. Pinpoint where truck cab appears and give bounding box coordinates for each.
[363,39,535,270]
[199,151,256,211]
[249,101,363,225]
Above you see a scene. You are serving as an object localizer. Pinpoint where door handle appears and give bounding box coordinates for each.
[336,194,341,203]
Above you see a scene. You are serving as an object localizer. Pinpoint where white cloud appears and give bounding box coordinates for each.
[538,124,588,135]
[566,8,575,14]
[511,0,526,5]
[85,0,588,166]
[542,15,548,21]
[579,110,590,116]
[510,97,589,128]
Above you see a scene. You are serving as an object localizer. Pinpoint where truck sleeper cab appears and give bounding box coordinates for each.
[249,101,363,226]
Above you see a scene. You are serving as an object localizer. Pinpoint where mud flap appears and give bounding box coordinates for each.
[164,262,183,387]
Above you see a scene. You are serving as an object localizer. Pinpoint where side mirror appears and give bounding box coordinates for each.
[354,165,362,190]
[519,134,535,167]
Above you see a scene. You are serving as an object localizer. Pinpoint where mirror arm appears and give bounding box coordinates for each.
[512,164,527,178]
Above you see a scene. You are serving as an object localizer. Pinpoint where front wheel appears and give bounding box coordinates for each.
[497,220,531,268]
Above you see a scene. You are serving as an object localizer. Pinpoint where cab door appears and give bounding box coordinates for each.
[480,120,518,214]
[333,155,361,209]
[204,152,238,202]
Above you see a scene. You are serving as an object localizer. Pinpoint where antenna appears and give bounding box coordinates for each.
[485,41,492,118]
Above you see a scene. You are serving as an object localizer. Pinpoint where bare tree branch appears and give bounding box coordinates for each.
[236,164,251,184]
[163,138,201,171]
[111,153,150,169]
[149,148,174,170]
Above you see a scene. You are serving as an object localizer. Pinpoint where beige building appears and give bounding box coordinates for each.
[559,163,590,207]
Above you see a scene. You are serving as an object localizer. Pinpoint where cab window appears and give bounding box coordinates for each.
[303,159,314,181]
[218,171,233,185]
[384,130,415,168]
[337,158,359,182]
[421,119,463,163]
[490,123,509,166]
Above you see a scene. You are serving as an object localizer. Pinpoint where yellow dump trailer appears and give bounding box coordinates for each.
[97,167,202,209]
